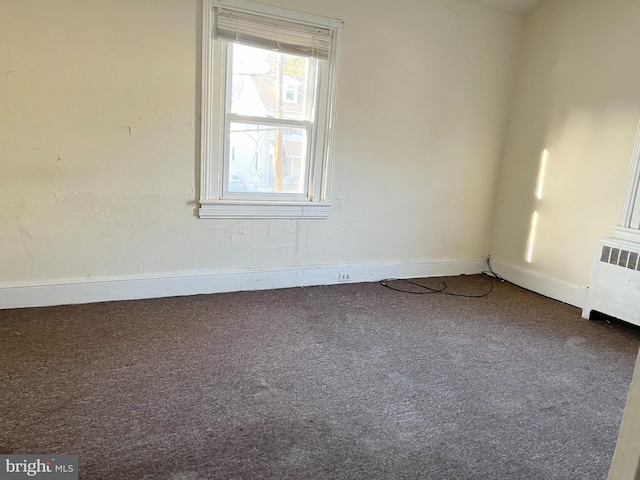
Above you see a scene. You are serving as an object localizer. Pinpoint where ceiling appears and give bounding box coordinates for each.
[456,0,543,15]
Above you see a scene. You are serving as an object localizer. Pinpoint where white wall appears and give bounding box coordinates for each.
[490,0,640,297]
[0,0,521,304]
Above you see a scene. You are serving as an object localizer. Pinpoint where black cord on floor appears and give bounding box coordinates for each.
[380,274,495,298]
[380,279,447,295]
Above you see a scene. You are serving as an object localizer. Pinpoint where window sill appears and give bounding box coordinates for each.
[614,226,640,243]
[199,201,331,219]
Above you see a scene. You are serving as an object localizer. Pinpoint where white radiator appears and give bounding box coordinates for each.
[582,237,640,325]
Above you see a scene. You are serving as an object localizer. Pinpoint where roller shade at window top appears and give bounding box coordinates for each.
[214,7,333,60]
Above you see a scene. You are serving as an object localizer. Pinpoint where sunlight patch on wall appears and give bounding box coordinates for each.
[526,210,539,264]
[525,147,548,263]
[535,149,549,200]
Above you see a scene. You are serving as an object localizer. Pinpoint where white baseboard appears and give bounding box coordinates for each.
[491,260,587,308]
[0,258,486,310]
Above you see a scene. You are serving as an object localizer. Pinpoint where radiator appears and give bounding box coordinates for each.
[582,237,640,325]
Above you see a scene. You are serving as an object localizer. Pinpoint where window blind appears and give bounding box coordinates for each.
[214,7,333,60]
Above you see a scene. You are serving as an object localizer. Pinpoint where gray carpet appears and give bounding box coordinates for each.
[1,275,639,479]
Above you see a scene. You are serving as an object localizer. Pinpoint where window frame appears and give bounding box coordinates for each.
[199,0,343,219]
[616,117,640,242]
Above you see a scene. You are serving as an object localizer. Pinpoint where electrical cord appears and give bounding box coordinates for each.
[380,274,495,298]
[483,257,505,281]
[380,279,447,295]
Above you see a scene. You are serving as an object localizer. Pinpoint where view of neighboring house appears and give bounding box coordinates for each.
[228,45,310,194]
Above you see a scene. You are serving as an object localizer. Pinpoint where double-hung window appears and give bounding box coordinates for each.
[200,0,343,218]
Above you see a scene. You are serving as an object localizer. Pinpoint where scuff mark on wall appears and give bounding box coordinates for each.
[97,122,151,136]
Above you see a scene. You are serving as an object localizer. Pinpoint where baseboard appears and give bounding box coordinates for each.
[0,258,486,309]
[491,260,587,309]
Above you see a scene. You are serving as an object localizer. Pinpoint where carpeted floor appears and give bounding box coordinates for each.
[1,275,639,479]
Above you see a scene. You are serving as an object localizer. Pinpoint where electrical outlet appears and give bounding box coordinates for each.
[338,273,351,282]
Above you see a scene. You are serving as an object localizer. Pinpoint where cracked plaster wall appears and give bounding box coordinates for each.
[0,0,521,284]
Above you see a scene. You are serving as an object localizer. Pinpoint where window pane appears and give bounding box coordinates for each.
[228,122,308,195]
[285,84,295,102]
[230,44,311,121]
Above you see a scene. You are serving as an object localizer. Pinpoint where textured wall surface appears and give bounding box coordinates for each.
[0,0,521,285]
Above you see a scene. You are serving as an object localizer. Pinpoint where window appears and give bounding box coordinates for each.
[199,0,343,218]
[616,117,640,242]
[284,82,297,103]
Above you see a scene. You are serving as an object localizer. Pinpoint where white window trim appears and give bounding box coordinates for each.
[616,117,640,242]
[199,0,343,219]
